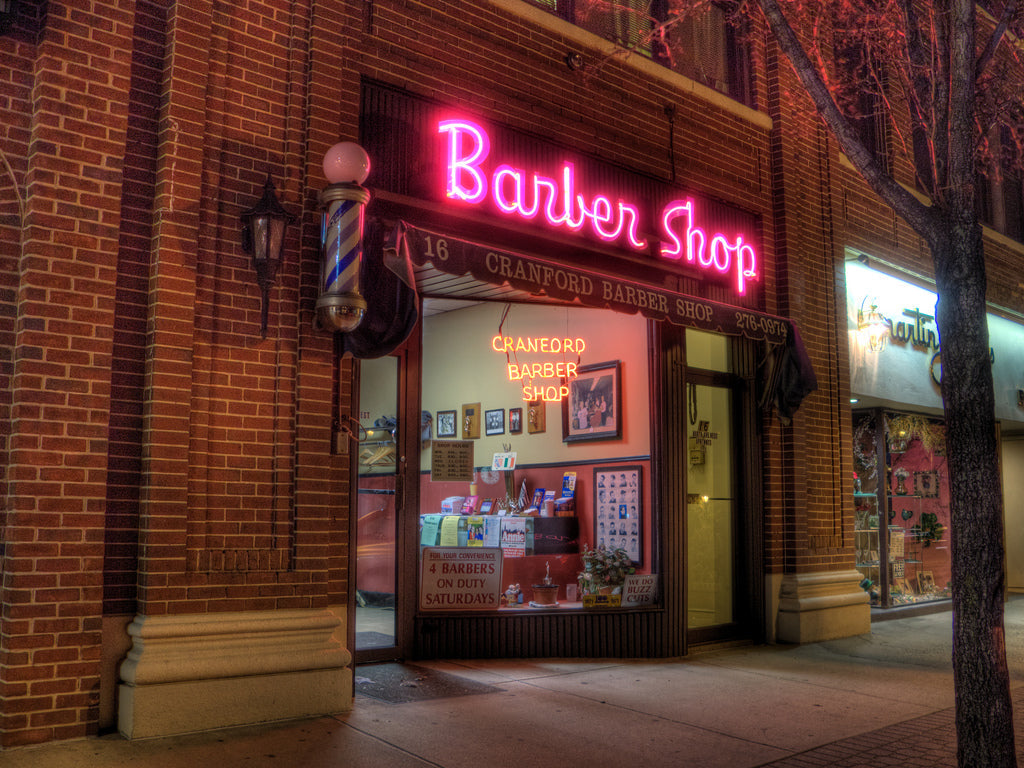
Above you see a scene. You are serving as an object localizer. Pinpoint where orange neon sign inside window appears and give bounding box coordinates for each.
[492,335,585,402]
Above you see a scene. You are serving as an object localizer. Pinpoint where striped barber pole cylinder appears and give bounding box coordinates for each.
[317,183,370,332]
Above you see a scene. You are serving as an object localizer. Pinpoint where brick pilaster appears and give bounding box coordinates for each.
[0,0,135,746]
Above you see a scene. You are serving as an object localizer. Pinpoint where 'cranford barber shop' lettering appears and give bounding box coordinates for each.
[439,118,759,296]
[482,246,719,326]
[485,251,595,296]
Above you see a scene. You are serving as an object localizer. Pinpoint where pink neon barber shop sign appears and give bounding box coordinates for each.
[438,118,758,295]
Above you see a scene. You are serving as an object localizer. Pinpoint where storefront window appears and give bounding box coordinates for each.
[853,410,951,607]
[418,300,654,612]
[686,328,731,372]
[686,382,735,628]
[356,356,399,649]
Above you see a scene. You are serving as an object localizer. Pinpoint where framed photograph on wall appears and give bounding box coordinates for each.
[484,408,505,436]
[509,407,523,434]
[562,361,621,442]
[436,410,457,438]
[915,470,940,498]
[593,465,642,565]
[462,403,480,439]
[527,400,546,434]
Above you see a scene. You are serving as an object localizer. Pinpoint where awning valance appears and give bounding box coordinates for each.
[389,222,789,343]
[383,222,817,423]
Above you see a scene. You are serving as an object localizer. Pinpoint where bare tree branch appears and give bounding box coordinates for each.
[976,0,1019,79]
[754,0,939,238]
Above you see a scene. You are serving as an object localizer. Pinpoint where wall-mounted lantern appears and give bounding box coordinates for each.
[240,175,294,337]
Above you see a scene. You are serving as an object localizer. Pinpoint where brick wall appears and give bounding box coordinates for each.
[0,0,356,743]
[0,0,134,746]
[0,0,847,743]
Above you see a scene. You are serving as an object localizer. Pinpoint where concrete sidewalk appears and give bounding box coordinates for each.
[7,599,1024,768]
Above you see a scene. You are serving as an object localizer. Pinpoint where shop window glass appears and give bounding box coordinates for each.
[976,170,995,228]
[356,357,399,650]
[836,44,890,174]
[976,127,1024,243]
[686,383,735,628]
[852,410,951,608]
[1000,126,1024,241]
[686,327,731,372]
[1003,172,1024,242]
[577,0,654,56]
[418,301,654,612]
[663,2,730,93]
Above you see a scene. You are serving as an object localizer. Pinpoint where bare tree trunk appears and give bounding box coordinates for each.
[932,220,1016,768]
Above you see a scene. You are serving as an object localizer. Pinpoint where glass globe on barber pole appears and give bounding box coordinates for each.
[322,142,371,185]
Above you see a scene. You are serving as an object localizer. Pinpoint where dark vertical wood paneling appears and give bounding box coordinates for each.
[660,323,689,656]
[413,609,669,659]
[734,338,767,641]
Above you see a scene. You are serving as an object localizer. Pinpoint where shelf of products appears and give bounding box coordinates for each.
[419,513,582,607]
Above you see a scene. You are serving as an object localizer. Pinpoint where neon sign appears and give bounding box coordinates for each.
[438,119,759,295]
[491,334,586,401]
[659,201,758,296]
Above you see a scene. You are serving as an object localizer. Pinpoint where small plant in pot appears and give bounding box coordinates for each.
[531,561,559,605]
[910,512,945,547]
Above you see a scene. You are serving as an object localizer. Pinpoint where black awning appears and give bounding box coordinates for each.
[391,222,790,342]
[384,222,817,422]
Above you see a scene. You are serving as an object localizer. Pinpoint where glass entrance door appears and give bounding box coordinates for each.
[686,381,739,640]
[355,356,399,657]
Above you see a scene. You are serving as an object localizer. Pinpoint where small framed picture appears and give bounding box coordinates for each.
[436,410,457,438]
[462,403,480,439]
[915,470,940,498]
[509,407,523,434]
[527,400,546,433]
[563,361,621,442]
[484,408,505,436]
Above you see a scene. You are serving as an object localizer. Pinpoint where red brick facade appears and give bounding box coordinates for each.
[1,0,1021,749]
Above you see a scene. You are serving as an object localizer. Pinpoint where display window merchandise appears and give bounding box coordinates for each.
[421,301,652,613]
[852,410,951,608]
[353,302,751,653]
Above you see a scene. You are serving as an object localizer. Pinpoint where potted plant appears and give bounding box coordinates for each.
[577,544,633,596]
[911,512,945,547]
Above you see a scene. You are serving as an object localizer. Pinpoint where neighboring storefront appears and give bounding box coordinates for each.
[845,256,1024,610]
[350,82,816,660]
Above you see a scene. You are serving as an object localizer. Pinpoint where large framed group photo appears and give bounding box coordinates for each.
[562,361,621,442]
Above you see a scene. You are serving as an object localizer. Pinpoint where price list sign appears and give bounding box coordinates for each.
[431,439,474,482]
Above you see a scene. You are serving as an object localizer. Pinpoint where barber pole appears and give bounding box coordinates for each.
[317,141,372,332]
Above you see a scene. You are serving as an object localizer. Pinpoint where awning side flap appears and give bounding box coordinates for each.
[337,219,419,359]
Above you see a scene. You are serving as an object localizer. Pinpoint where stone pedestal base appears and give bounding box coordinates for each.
[776,570,870,644]
[118,608,352,739]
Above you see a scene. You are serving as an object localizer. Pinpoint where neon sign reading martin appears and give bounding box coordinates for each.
[438,119,759,295]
